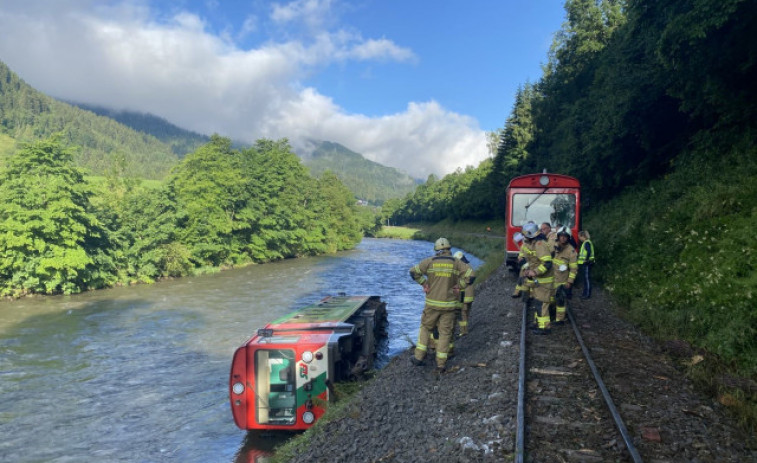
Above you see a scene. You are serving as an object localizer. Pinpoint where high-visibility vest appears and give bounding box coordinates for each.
[578,239,595,265]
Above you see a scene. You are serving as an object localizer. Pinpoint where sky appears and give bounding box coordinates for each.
[0,0,566,179]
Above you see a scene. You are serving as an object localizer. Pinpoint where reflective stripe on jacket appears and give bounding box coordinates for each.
[410,253,475,310]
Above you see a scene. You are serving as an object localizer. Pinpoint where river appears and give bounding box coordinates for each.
[0,238,482,463]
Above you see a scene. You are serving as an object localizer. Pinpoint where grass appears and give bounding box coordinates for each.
[586,136,757,434]
[375,219,505,283]
[374,225,421,240]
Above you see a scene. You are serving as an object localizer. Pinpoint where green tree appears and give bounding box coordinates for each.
[168,134,247,266]
[0,135,114,295]
[314,171,364,251]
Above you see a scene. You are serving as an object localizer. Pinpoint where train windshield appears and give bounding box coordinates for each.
[511,193,577,228]
[255,349,297,426]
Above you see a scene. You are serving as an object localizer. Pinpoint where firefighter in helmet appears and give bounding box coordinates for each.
[551,226,578,325]
[453,251,474,336]
[409,238,474,374]
[519,222,554,334]
[511,230,529,298]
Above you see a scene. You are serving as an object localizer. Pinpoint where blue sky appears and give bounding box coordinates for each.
[0,0,566,178]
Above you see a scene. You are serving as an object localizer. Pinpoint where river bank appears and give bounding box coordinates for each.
[275,262,757,462]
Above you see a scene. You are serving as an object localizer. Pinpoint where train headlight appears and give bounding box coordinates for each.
[232,382,245,395]
[302,411,315,424]
[539,175,549,186]
[302,351,314,363]
[315,352,323,360]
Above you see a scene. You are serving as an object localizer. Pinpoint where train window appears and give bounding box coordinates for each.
[255,349,297,425]
[511,193,577,228]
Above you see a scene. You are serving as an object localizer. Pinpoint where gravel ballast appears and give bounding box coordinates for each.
[285,264,757,462]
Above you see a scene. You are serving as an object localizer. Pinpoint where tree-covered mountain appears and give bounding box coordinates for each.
[1,60,416,203]
[70,103,210,158]
[302,140,417,205]
[0,60,179,179]
[67,105,418,205]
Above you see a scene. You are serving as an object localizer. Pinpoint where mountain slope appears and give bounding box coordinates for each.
[0,60,178,179]
[302,141,417,205]
[71,103,209,158]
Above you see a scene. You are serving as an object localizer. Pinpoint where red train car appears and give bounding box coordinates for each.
[505,172,581,270]
[229,295,387,431]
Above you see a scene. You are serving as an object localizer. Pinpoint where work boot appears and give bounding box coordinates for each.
[433,366,446,378]
[553,320,565,326]
[511,291,521,299]
[531,327,551,335]
[410,357,425,367]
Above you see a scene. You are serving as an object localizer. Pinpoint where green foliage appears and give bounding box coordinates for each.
[0,135,115,296]
[0,134,370,296]
[169,135,247,266]
[313,171,364,250]
[594,140,757,375]
[167,136,368,266]
[0,60,179,179]
[71,103,210,157]
[303,141,417,205]
[0,132,15,162]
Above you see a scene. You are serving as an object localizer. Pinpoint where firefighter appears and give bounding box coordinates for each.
[511,230,529,298]
[409,238,474,374]
[552,226,578,325]
[577,230,595,299]
[519,222,554,334]
[453,251,474,336]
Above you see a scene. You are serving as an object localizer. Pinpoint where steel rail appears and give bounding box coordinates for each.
[567,306,644,463]
[515,301,644,463]
[514,299,528,463]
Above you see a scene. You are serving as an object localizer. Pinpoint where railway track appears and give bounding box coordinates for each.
[515,298,644,463]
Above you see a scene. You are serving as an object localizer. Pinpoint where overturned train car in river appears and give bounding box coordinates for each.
[229,295,388,431]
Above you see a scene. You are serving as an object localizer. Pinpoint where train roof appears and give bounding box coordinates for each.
[507,173,580,189]
[266,295,374,331]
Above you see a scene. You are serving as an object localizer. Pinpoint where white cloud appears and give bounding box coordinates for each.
[347,38,417,62]
[238,15,258,40]
[0,0,488,178]
[270,0,334,29]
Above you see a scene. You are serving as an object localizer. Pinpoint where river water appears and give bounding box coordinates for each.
[0,238,482,463]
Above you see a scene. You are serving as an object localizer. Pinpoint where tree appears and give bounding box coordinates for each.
[168,134,247,266]
[0,134,114,295]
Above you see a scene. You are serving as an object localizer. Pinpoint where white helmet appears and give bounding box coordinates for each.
[522,222,540,239]
[434,237,451,251]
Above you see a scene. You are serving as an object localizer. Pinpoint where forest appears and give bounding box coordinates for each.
[385,0,757,412]
[0,134,377,297]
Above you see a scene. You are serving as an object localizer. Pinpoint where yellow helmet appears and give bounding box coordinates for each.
[434,237,451,251]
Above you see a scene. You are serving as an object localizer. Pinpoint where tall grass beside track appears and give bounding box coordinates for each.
[586,136,757,433]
